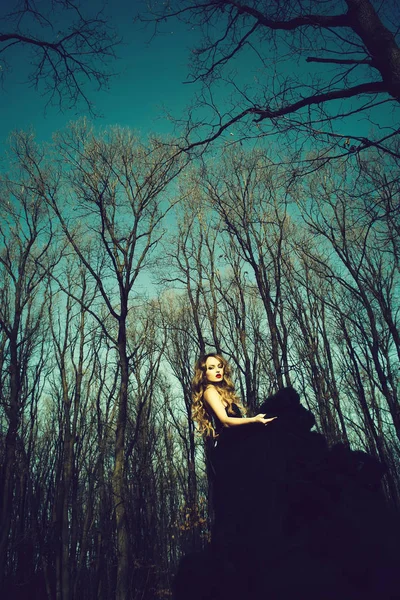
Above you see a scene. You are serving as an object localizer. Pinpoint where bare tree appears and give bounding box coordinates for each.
[11,123,183,600]
[124,306,177,596]
[199,148,293,388]
[157,194,233,535]
[297,154,400,441]
[211,242,268,412]
[0,159,56,583]
[159,293,205,542]
[334,296,400,503]
[283,233,349,444]
[46,264,96,600]
[143,0,400,158]
[0,0,119,112]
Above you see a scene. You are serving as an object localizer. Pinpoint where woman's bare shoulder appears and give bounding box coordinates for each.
[204,385,220,398]
[204,386,227,406]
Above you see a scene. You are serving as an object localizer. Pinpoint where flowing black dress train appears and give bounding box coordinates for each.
[174,387,399,600]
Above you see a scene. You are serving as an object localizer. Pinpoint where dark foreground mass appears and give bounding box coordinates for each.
[174,387,400,600]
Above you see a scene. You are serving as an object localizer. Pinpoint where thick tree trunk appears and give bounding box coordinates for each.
[346,0,400,99]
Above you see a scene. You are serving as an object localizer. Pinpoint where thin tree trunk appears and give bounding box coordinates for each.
[113,314,130,600]
[0,331,20,581]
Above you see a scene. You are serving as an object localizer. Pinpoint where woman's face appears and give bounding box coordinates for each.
[204,356,224,384]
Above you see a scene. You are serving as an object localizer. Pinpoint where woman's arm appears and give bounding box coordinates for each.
[203,387,276,428]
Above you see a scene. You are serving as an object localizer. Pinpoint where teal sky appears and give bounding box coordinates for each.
[1,1,398,157]
[0,1,398,298]
[0,0,200,144]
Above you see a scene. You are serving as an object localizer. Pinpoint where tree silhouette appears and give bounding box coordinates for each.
[0,0,119,112]
[144,0,400,159]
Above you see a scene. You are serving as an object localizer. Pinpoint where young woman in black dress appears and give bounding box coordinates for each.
[191,353,276,438]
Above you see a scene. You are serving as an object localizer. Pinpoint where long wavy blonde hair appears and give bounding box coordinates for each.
[191,353,244,438]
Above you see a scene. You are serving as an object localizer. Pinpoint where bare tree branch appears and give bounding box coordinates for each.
[0,0,119,113]
[142,0,400,158]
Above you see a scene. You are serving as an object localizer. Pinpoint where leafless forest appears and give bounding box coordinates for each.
[1,0,400,599]
[0,123,399,599]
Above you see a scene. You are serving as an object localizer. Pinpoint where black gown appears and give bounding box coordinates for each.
[174,387,400,600]
[213,402,243,437]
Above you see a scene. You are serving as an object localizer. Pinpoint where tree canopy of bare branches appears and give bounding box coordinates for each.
[1,123,399,599]
[143,0,400,159]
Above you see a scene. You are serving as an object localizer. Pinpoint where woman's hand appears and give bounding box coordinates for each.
[252,414,277,425]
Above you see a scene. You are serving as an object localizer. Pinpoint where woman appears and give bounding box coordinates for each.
[192,353,276,438]
[178,357,400,600]
[190,353,277,597]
